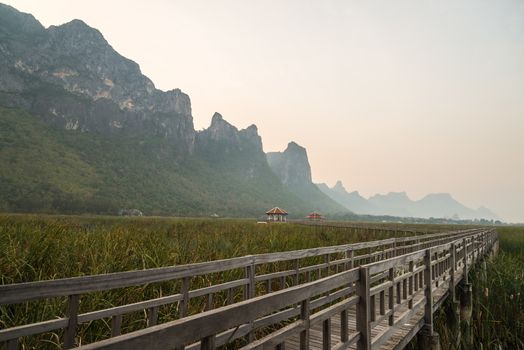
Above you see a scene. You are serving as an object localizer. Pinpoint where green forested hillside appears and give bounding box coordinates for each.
[0,107,322,217]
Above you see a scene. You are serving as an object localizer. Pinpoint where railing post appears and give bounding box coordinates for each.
[180,277,190,318]
[6,339,17,350]
[463,238,469,284]
[201,335,216,350]
[341,308,349,342]
[408,261,414,309]
[245,261,256,342]
[423,248,434,334]
[276,342,286,350]
[345,249,354,270]
[245,263,255,300]
[64,294,79,349]
[356,266,371,350]
[300,299,310,350]
[111,314,122,337]
[418,248,442,349]
[322,318,331,350]
[147,306,158,327]
[294,259,300,285]
[450,243,456,302]
[392,240,397,258]
[389,267,395,326]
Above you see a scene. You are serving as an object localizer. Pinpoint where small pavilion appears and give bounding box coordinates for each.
[266,207,288,222]
[306,212,324,221]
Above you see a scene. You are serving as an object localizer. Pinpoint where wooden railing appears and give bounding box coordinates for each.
[0,227,496,349]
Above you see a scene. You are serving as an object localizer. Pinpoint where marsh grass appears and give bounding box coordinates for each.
[433,226,524,349]
[3,214,499,349]
[2,214,438,348]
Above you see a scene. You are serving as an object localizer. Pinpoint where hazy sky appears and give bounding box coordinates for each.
[5,0,524,222]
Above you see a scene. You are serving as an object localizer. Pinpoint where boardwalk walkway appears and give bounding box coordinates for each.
[0,226,497,350]
[285,262,461,350]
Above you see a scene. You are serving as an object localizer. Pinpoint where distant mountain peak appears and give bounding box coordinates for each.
[371,191,410,200]
[285,141,305,153]
[422,193,454,200]
[0,3,44,35]
[210,112,235,129]
[333,180,347,193]
[203,112,239,141]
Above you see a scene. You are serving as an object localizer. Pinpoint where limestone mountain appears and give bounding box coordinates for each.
[0,4,194,155]
[0,4,347,217]
[318,181,498,220]
[267,142,345,214]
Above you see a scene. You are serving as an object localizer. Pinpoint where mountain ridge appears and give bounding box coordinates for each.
[0,3,345,217]
[318,181,498,220]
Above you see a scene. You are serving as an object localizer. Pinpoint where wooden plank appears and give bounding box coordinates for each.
[0,256,254,305]
[0,318,68,342]
[309,296,359,325]
[78,293,183,323]
[240,321,304,349]
[332,332,360,350]
[189,278,248,299]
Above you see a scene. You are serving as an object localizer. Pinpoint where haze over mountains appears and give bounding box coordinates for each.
[318,181,498,220]
[0,4,498,221]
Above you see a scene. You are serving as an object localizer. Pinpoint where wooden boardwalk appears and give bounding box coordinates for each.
[0,226,497,350]
[284,264,462,350]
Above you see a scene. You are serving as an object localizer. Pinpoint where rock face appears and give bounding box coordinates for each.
[267,142,345,214]
[0,4,195,154]
[197,113,263,155]
[267,142,312,186]
[196,112,267,180]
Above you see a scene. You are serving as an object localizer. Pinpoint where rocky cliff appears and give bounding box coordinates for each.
[267,142,312,186]
[0,4,195,155]
[267,142,345,214]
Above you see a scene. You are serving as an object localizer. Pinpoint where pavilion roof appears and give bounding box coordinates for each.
[266,207,288,215]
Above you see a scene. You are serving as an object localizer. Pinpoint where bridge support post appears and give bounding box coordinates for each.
[418,248,442,350]
[459,283,473,322]
[418,329,441,350]
[447,299,462,348]
[490,239,499,259]
[459,282,473,346]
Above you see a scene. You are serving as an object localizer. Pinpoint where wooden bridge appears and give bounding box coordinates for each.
[0,227,498,349]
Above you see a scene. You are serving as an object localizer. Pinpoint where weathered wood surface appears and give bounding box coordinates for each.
[0,227,497,350]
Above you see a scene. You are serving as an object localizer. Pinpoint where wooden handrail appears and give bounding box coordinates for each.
[0,228,480,304]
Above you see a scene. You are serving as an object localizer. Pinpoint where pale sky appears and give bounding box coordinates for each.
[4,0,524,222]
